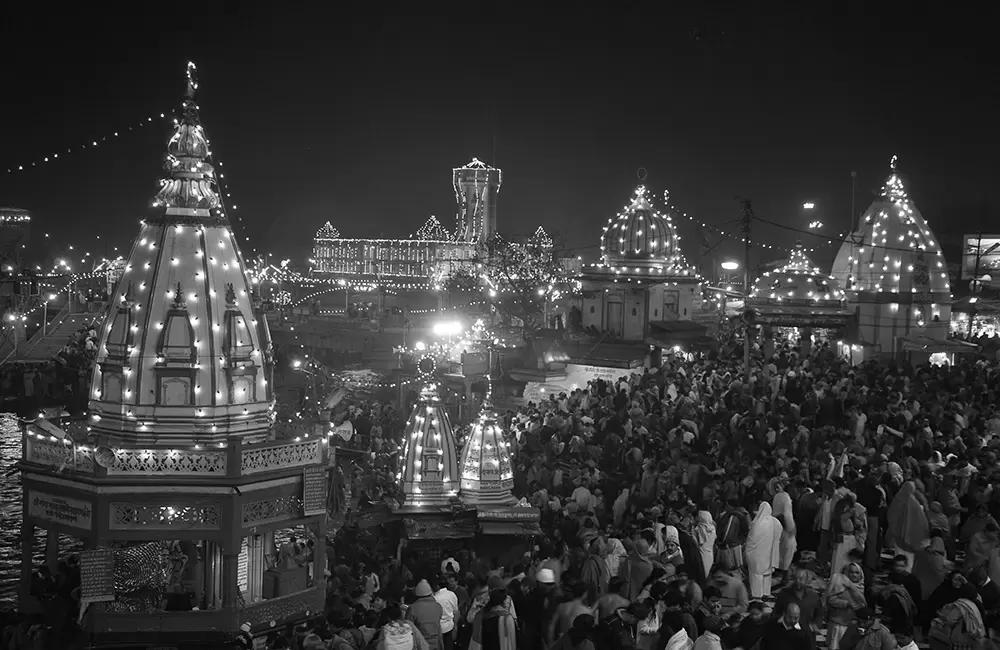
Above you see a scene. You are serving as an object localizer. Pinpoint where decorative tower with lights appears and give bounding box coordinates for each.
[458,402,517,507]
[454,158,502,243]
[89,63,273,444]
[398,383,460,509]
[19,64,328,648]
[831,156,953,360]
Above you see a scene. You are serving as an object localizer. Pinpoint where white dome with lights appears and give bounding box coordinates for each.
[88,63,274,445]
[398,383,459,508]
[831,156,950,298]
[315,221,340,240]
[751,242,845,306]
[459,403,516,507]
[599,184,693,274]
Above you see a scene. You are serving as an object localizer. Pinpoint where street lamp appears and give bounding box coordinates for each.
[720,261,740,271]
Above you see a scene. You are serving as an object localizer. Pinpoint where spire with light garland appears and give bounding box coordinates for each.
[414,215,452,241]
[398,382,460,509]
[832,155,950,299]
[458,398,516,507]
[751,242,845,306]
[315,221,340,240]
[88,62,274,445]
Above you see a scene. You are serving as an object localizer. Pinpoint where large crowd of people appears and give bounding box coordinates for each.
[290,338,1000,650]
[8,325,1000,650]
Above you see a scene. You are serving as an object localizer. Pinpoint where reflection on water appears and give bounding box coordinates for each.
[0,413,82,605]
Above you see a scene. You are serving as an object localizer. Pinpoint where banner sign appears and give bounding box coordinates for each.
[28,491,92,530]
[477,507,541,522]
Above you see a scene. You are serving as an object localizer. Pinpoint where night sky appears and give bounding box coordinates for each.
[1,5,996,273]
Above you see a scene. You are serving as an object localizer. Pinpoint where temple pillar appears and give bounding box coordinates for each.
[222,549,240,609]
[20,523,34,592]
[45,529,59,573]
[310,522,327,588]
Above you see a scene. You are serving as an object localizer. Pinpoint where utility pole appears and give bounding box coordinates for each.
[741,200,754,384]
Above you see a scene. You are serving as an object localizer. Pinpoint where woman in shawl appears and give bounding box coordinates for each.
[580,538,610,603]
[823,562,866,650]
[692,511,716,579]
[471,589,517,650]
[744,502,783,598]
[965,521,1000,573]
[771,485,796,576]
[830,494,859,578]
[928,598,987,650]
[885,480,929,568]
[914,531,951,599]
[924,570,981,637]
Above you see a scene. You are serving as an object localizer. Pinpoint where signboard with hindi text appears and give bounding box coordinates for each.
[28,491,92,530]
[477,507,541,522]
[79,549,115,603]
[302,466,327,516]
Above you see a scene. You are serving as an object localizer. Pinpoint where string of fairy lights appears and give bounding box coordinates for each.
[2,113,174,176]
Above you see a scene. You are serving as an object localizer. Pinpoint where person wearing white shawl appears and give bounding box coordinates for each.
[693,511,716,579]
[663,627,693,650]
[744,502,783,598]
[771,488,797,572]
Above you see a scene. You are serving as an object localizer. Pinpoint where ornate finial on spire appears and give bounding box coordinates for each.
[889,154,898,171]
[225,283,237,306]
[637,168,648,183]
[185,61,199,100]
[172,282,186,309]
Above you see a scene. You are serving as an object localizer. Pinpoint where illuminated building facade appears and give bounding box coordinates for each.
[580,183,703,343]
[311,159,500,288]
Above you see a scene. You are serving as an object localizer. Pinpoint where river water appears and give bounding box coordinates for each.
[0,413,83,605]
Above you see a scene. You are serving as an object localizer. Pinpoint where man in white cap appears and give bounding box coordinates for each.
[407,579,443,650]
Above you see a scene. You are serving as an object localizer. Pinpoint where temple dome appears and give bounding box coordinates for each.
[751,242,845,306]
[599,185,692,273]
[831,156,950,298]
[398,383,459,508]
[88,63,274,446]
[458,403,516,506]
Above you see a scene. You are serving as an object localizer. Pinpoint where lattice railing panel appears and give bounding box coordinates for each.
[240,440,320,475]
[110,503,222,530]
[107,448,228,475]
[242,496,303,526]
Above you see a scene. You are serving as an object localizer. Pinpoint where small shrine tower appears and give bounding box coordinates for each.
[458,403,517,507]
[398,383,460,508]
[750,242,850,356]
[831,156,952,359]
[19,64,328,648]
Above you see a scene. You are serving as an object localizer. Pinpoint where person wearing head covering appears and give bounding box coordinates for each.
[693,511,717,580]
[378,603,429,650]
[770,481,796,575]
[744,502,783,599]
[407,579,443,650]
[929,598,986,650]
[823,563,866,650]
[471,589,517,650]
[625,539,655,601]
[885,481,929,569]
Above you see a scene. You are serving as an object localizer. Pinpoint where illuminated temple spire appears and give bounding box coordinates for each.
[398,383,459,508]
[88,63,274,445]
[459,401,516,507]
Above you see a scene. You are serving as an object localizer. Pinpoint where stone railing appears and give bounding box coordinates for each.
[23,427,326,479]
